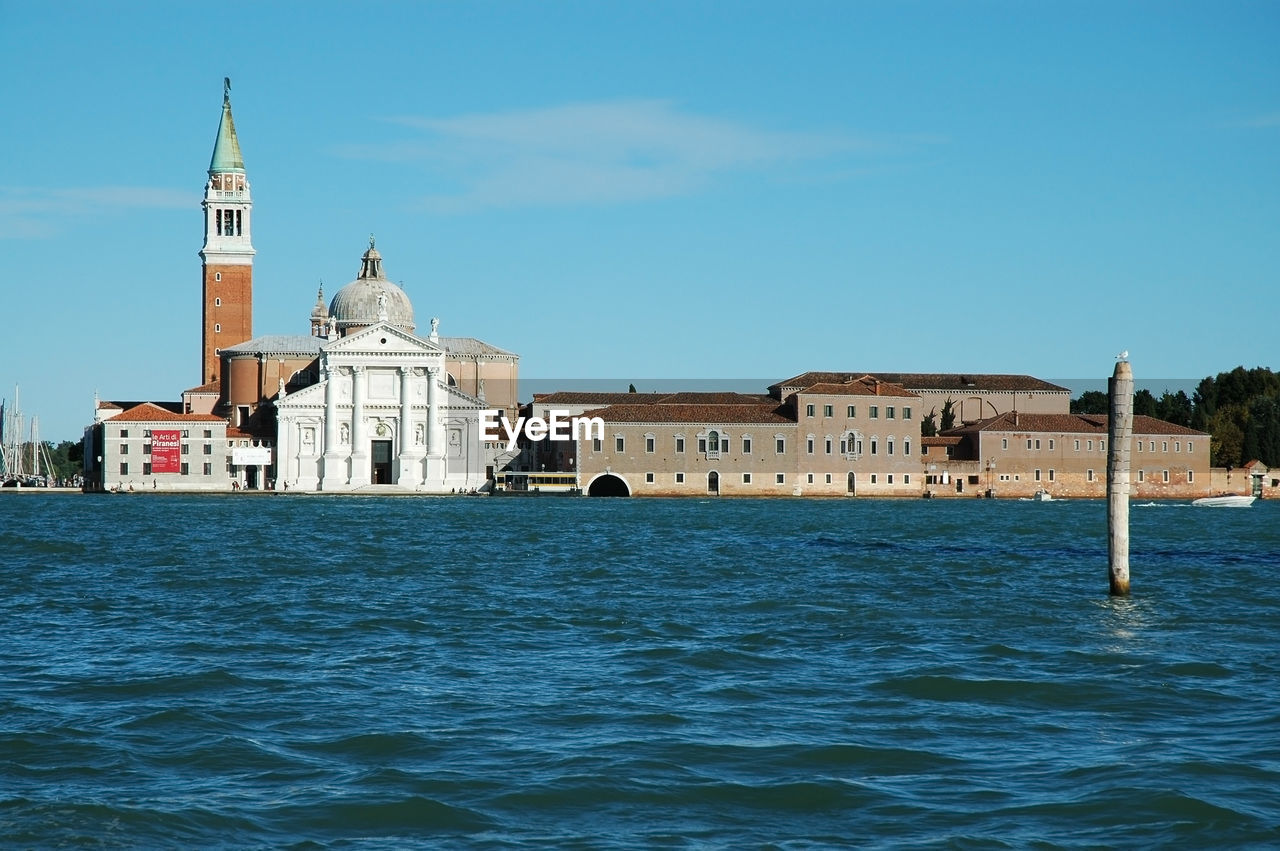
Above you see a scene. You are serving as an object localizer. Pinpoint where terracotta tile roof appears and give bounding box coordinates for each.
[533,392,669,405]
[110,403,226,423]
[943,411,1208,437]
[582,402,795,425]
[184,381,220,394]
[654,392,776,405]
[799,380,919,398]
[99,400,185,415]
[922,436,963,446]
[532,391,775,406]
[772,371,1069,395]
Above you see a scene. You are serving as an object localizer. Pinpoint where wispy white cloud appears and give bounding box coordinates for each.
[0,186,193,238]
[337,100,916,212]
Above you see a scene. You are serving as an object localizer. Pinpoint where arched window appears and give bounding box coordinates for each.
[708,430,720,452]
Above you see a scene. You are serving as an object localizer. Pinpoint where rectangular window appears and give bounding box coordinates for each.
[903,407,912,420]
[1048,469,1055,482]
[1149,441,1155,452]
[742,473,752,484]
[1100,440,1106,451]
[203,463,212,476]
[904,474,911,484]
[1138,470,1145,482]
[645,436,655,453]
[699,437,707,453]
[181,463,189,476]
[203,429,212,439]
[675,472,685,484]
[887,406,895,419]
[807,438,814,454]
[887,438,894,456]
[1002,438,1008,450]
[1035,469,1041,481]
[119,429,129,438]
[143,462,152,475]
[203,444,212,455]
[1035,439,1041,450]
[615,436,625,452]
[847,405,856,418]
[1187,441,1194,453]
[120,444,129,454]
[120,462,128,475]
[593,437,602,452]
[776,473,785,484]
[1137,441,1143,452]
[1075,439,1081,451]
[904,439,911,456]
[806,404,815,417]
[871,474,878,484]
[825,473,832,484]
[1088,469,1095,482]
[825,438,832,454]
[143,443,152,455]
[742,437,752,454]
[675,436,685,453]
[182,443,190,455]
[807,473,814,484]
[1188,470,1194,483]
[887,474,894,484]
[1163,469,1170,483]
[869,406,879,418]
[840,439,847,454]
[1175,441,1180,453]
[645,472,655,483]
[776,438,785,454]
[870,439,878,455]
[1087,440,1094,451]
[1048,439,1055,450]
[1027,439,1033,450]
[823,405,833,417]
[1162,441,1168,452]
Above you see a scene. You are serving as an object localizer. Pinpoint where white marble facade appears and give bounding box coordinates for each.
[274,323,489,492]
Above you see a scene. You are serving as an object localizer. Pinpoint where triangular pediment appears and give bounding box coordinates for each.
[323,322,444,358]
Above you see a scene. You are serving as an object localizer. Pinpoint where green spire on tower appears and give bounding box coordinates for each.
[208,77,245,175]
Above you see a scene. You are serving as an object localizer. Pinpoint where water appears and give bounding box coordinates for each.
[2,494,1278,848]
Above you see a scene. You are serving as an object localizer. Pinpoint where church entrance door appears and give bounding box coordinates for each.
[371,440,393,484]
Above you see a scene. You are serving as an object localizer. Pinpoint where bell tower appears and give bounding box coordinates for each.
[199,77,255,385]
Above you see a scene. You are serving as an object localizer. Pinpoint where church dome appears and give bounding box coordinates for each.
[328,238,415,334]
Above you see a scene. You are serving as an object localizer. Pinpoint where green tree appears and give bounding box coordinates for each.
[1133,389,1158,417]
[1071,390,1109,415]
[940,397,956,431]
[921,409,938,437]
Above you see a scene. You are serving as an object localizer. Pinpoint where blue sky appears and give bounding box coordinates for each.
[1,1,1276,441]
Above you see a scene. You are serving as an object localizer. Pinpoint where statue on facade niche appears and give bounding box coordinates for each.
[278,378,286,399]
[415,423,425,445]
[430,317,439,337]
[376,290,388,321]
[328,315,337,337]
[340,423,350,444]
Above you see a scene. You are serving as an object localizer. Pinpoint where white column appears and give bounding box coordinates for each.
[396,366,420,486]
[350,365,369,486]
[320,364,343,490]
[427,366,444,456]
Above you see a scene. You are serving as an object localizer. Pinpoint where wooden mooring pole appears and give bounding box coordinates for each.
[1107,358,1133,596]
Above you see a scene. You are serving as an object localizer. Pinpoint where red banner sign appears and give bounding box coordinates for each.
[152,430,181,473]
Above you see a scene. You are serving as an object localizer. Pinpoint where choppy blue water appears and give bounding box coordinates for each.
[2,494,1278,848]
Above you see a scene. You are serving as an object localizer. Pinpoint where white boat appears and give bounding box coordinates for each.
[1192,494,1256,507]
[1032,489,1053,502]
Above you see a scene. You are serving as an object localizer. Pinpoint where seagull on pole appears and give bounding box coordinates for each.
[1116,349,1129,361]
